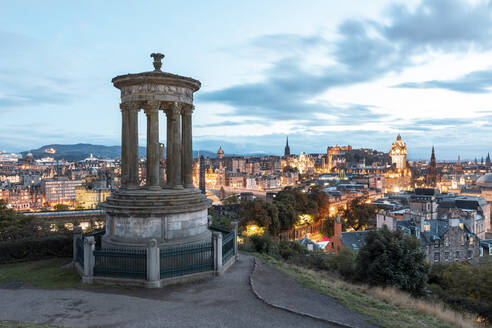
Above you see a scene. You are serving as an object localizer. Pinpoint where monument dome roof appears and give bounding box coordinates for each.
[112,53,201,92]
[477,173,492,187]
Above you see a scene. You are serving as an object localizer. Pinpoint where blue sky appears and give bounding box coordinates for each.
[1,0,492,160]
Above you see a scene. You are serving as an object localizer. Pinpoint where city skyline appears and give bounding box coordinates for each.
[2,0,492,159]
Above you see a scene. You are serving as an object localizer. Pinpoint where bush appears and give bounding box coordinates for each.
[249,234,275,254]
[0,235,73,264]
[428,262,492,323]
[278,240,308,260]
[334,247,357,278]
[354,226,430,296]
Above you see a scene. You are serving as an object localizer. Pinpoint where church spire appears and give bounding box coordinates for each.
[284,136,291,157]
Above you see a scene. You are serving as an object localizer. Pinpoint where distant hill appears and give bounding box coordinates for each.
[21,144,217,161]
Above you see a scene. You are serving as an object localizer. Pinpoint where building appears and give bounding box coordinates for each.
[42,177,82,206]
[217,146,224,159]
[75,187,111,209]
[284,136,290,157]
[426,146,440,187]
[390,134,407,170]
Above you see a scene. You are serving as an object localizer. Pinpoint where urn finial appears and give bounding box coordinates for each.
[150,53,165,71]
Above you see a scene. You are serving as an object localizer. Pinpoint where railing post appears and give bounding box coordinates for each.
[146,239,161,288]
[212,231,223,275]
[72,226,82,266]
[231,222,239,261]
[82,236,95,284]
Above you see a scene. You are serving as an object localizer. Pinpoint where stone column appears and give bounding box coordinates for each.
[120,103,130,188]
[82,236,95,284]
[145,101,161,189]
[146,239,161,288]
[231,222,239,261]
[165,103,183,189]
[212,231,223,275]
[181,105,194,188]
[127,103,140,188]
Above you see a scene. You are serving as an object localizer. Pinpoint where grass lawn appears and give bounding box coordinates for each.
[254,253,478,328]
[0,258,82,289]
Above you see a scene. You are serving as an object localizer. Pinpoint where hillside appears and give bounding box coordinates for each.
[21,144,216,161]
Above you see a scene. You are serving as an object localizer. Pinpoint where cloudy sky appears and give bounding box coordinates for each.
[1,0,492,160]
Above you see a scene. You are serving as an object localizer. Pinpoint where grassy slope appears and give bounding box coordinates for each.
[255,253,477,328]
[0,258,81,289]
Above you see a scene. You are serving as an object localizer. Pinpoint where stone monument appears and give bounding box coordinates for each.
[101,53,212,248]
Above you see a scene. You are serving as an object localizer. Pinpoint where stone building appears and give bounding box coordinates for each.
[426,146,440,187]
[390,134,407,170]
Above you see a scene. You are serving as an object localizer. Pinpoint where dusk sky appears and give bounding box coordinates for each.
[2,0,492,160]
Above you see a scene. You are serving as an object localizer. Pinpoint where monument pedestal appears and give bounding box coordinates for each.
[101,188,212,249]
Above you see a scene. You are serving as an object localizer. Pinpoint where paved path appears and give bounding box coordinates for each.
[250,258,378,328]
[0,254,378,328]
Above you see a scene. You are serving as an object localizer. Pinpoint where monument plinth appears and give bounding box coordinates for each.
[101,53,211,248]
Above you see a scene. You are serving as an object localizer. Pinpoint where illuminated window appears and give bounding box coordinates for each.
[434,252,440,262]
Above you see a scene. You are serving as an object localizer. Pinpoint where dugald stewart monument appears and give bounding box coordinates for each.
[102,53,212,249]
[69,54,237,289]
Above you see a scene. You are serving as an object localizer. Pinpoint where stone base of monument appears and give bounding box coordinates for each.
[100,187,212,249]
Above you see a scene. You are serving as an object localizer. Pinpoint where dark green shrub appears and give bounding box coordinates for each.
[0,235,73,264]
[278,240,308,260]
[249,234,275,254]
[334,247,357,278]
[354,226,430,296]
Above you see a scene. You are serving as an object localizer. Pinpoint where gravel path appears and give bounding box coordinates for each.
[0,254,378,328]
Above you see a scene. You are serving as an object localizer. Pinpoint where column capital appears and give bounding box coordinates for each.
[181,104,194,116]
[144,100,161,115]
[120,101,140,113]
[164,102,181,118]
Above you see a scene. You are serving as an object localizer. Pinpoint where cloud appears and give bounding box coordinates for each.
[394,68,492,93]
[201,0,492,128]
[382,0,492,50]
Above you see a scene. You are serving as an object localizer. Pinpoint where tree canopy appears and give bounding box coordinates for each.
[355,226,430,296]
[340,197,377,231]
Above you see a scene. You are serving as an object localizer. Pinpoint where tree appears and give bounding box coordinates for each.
[222,195,239,205]
[354,226,430,296]
[276,202,297,231]
[239,199,279,235]
[308,186,331,220]
[341,197,377,231]
[275,187,318,218]
[0,200,41,241]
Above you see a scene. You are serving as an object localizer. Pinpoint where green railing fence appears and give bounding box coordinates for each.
[209,224,235,265]
[94,248,147,279]
[160,241,213,279]
[84,230,105,249]
[76,237,84,267]
[222,231,234,264]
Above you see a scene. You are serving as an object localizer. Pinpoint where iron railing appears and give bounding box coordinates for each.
[160,241,213,279]
[209,224,231,234]
[76,236,84,267]
[93,248,147,279]
[84,229,105,249]
[222,231,234,264]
